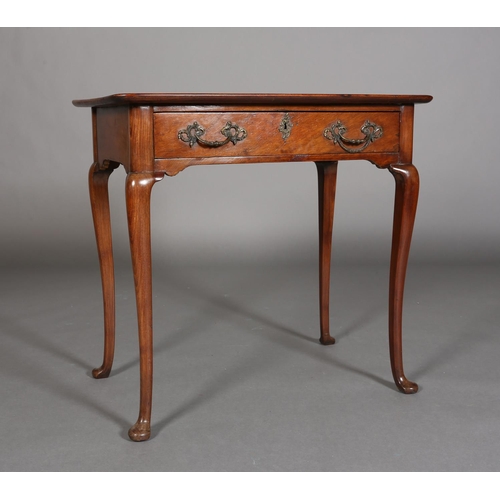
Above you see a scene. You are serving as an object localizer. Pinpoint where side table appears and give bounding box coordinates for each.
[73,93,432,441]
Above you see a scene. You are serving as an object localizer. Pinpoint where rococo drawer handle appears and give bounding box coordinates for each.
[178,121,247,148]
[323,120,383,153]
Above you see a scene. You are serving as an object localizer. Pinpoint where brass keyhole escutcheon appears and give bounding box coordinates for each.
[279,113,293,141]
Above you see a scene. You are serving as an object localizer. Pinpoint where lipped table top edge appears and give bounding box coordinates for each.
[73,93,433,108]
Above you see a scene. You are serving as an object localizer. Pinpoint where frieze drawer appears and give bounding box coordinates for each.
[153,111,400,159]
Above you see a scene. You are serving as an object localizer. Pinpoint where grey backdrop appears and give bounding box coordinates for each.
[1,28,500,472]
[1,28,499,266]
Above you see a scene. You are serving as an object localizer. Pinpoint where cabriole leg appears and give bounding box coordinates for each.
[388,164,419,394]
[316,161,338,346]
[88,161,118,379]
[125,172,164,442]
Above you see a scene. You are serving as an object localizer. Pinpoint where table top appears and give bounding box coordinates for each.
[72,93,433,108]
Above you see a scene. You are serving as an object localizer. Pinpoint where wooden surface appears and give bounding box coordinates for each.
[88,162,118,379]
[73,92,433,107]
[316,161,338,346]
[125,172,165,442]
[75,93,431,441]
[153,111,400,159]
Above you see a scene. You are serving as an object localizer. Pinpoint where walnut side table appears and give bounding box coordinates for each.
[73,93,432,441]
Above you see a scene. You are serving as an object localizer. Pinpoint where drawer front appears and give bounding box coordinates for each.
[154,111,400,159]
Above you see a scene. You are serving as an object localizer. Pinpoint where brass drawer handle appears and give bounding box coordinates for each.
[324,120,383,153]
[178,121,247,148]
